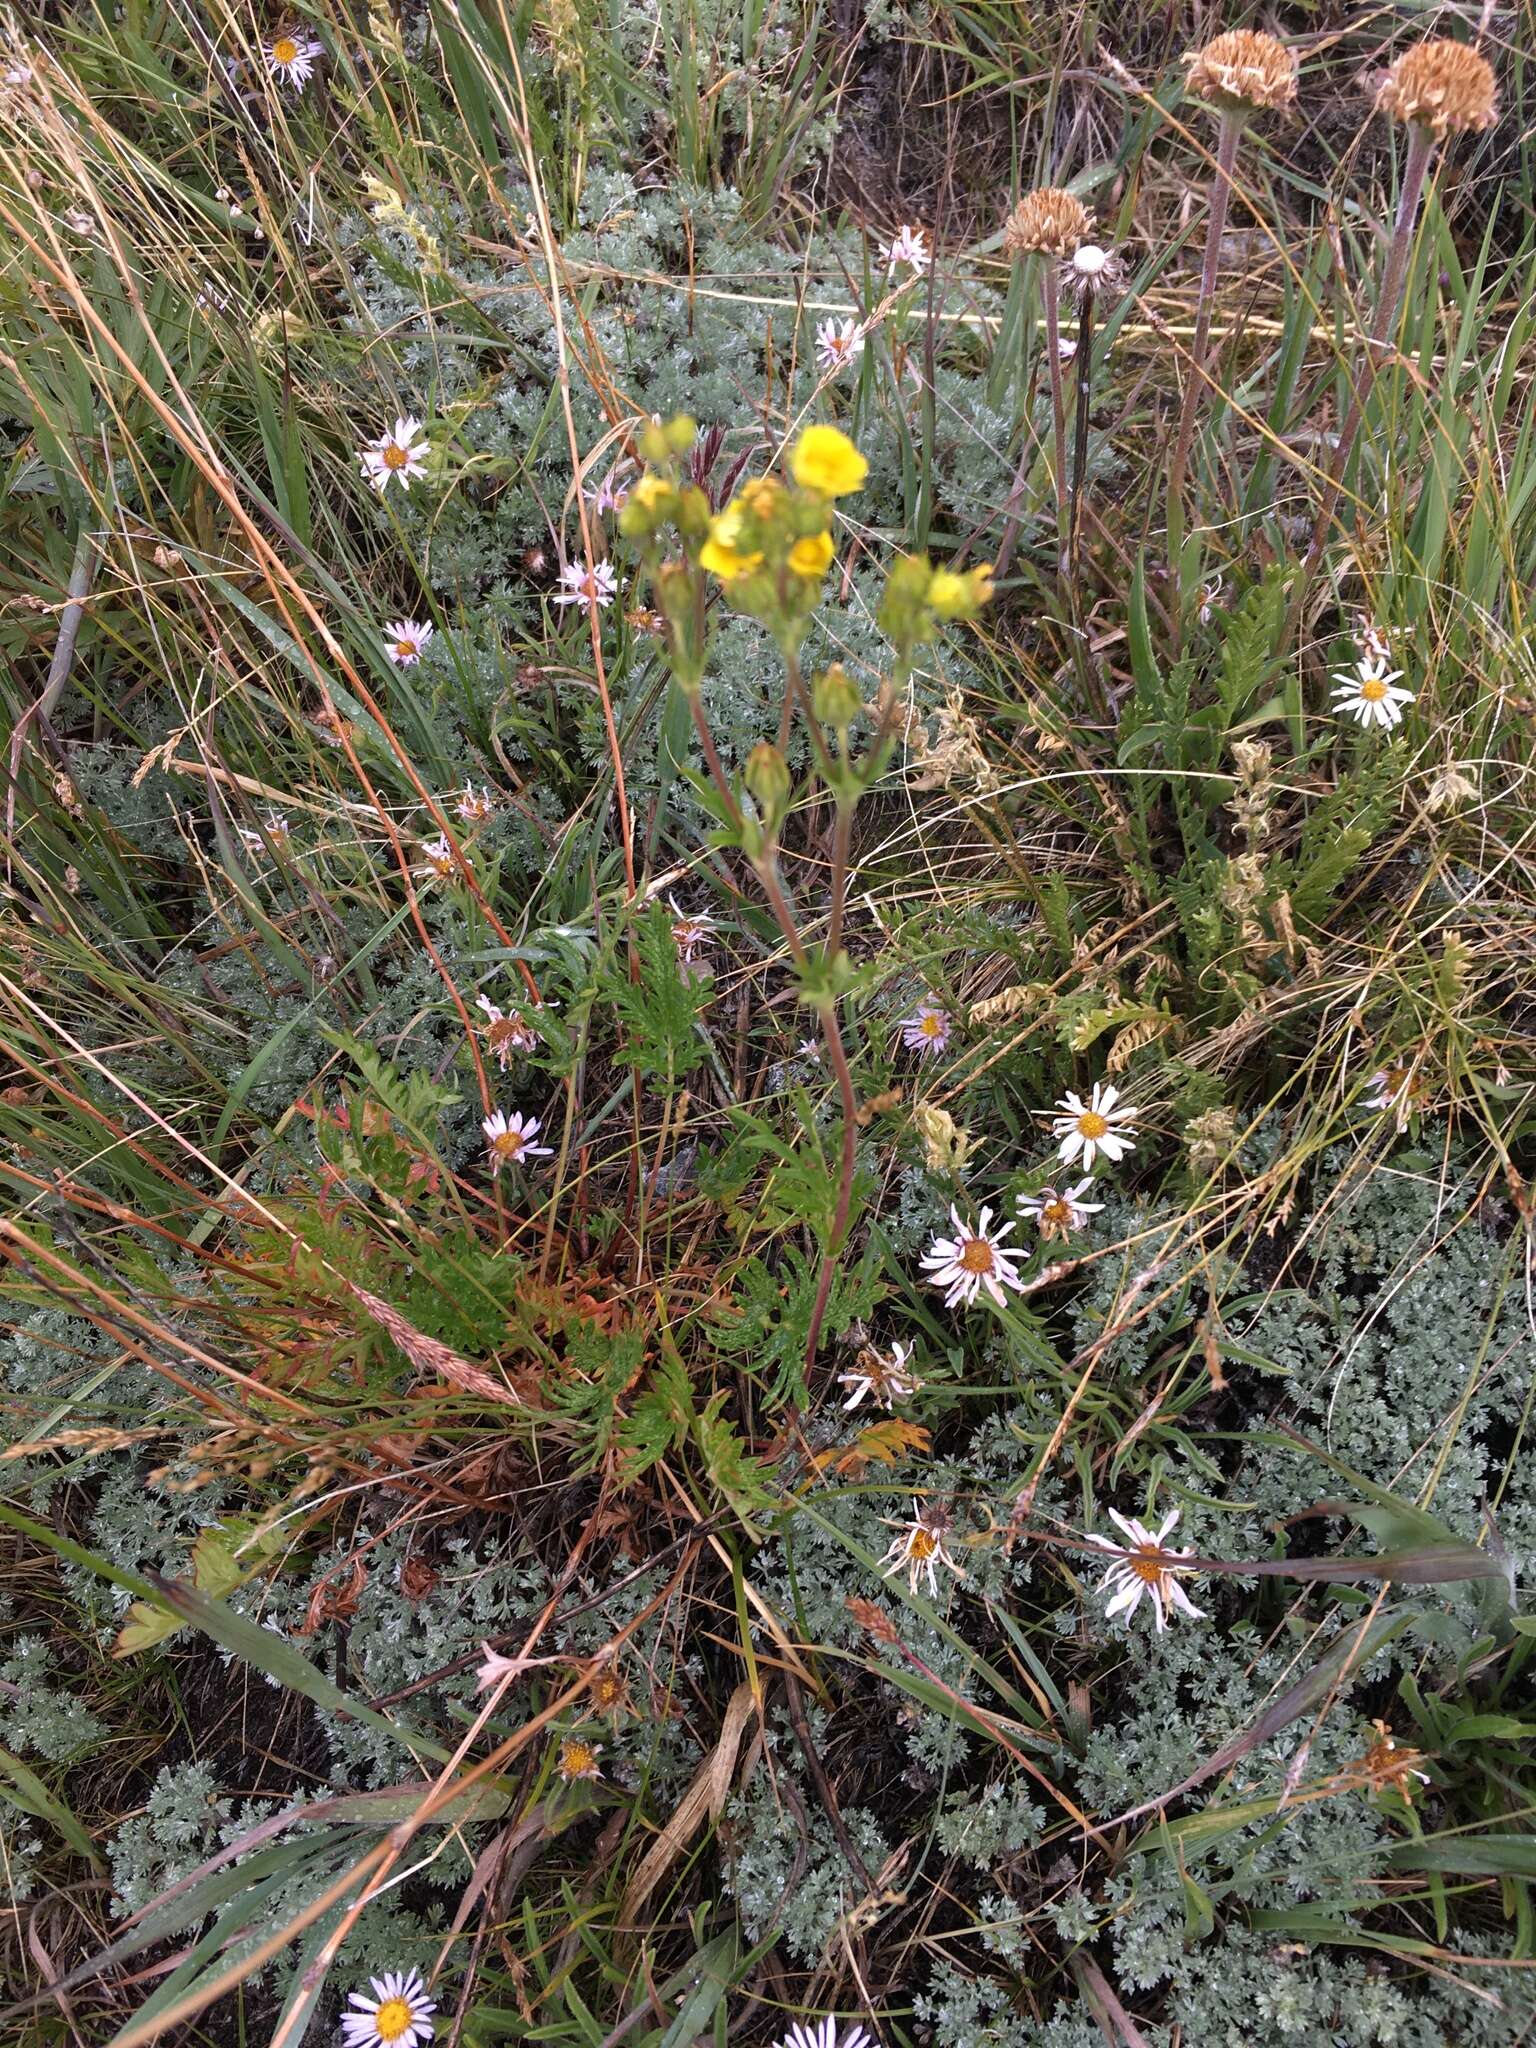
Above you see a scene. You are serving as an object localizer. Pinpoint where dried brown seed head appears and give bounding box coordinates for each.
[1377,38,1497,138]
[1003,186,1091,259]
[1185,29,1298,112]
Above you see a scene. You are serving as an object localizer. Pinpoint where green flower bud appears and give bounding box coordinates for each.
[812,662,863,731]
[745,742,792,827]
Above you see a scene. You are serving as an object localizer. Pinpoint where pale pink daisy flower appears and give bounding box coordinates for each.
[238,809,290,851]
[836,1337,919,1412]
[589,470,630,515]
[264,30,323,90]
[454,782,495,824]
[553,560,618,612]
[384,618,433,666]
[339,1967,435,2048]
[482,1108,552,1172]
[899,999,952,1058]
[1017,1179,1103,1242]
[1052,1081,1137,1172]
[667,894,715,963]
[815,317,865,375]
[413,834,456,883]
[475,1645,530,1694]
[360,415,430,493]
[477,992,540,1068]
[1083,1506,1205,1633]
[885,224,930,275]
[880,1500,962,1598]
[920,1204,1025,1310]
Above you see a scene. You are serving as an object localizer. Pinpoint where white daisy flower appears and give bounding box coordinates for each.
[1330,653,1414,731]
[837,1338,919,1412]
[482,1108,552,1173]
[667,894,715,962]
[384,618,433,666]
[815,317,865,375]
[360,415,430,493]
[885,224,930,275]
[920,1204,1026,1310]
[264,30,323,90]
[1083,1506,1205,1633]
[340,1967,435,2048]
[477,992,540,1067]
[1052,1082,1137,1172]
[880,1500,962,1598]
[899,999,952,1058]
[798,1037,822,1060]
[553,560,618,612]
[414,835,456,882]
[775,2022,878,2048]
[454,782,495,824]
[556,1735,603,1782]
[1017,1178,1103,1242]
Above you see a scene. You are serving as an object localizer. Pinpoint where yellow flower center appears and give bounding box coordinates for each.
[492,1130,526,1160]
[958,1236,995,1275]
[1077,1110,1108,1139]
[1042,1199,1070,1229]
[383,442,409,470]
[1128,1545,1168,1584]
[1360,676,1388,702]
[395,638,416,658]
[272,36,298,64]
[909,1526,939,1559]
[374,1999,413,2045]
[920,1013,943,1036]
[559,1739,597,1778]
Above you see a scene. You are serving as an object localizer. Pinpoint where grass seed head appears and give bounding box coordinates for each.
[1377,38,1497,139]
[1184,30,1298,113]
[1003,187,1091,259]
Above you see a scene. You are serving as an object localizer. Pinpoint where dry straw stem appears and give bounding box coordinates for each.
[1167,31,1297,566]
[999,188,1093,577]
[1290,37,1498,635]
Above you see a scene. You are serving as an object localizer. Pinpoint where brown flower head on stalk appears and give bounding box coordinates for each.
[1003,186,1091,259]
[1377,38,1497,139]
[1184,30,1297,114]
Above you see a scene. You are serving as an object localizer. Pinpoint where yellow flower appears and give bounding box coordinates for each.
[789,425,868,498]
[928,564,994,620]
[698,501,764,581]
[787,530,835,578]
[925,569,968,616]
[628,474,673,511]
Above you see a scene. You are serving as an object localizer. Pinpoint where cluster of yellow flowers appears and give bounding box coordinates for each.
[621,423,868,643]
